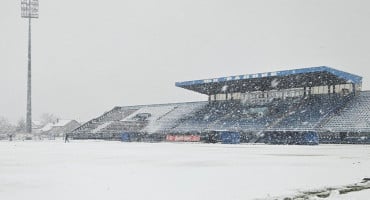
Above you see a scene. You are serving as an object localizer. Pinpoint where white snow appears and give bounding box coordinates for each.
[32,121,42,126]
[142,102,207,133]
[40,120,74,132]
[271,79,279,88]
[326,189,370,200]
[0,141,369,200]
[221,85,228,92]
[91,121,113,133]
[40,123,53,132]
[122,105,176,133]
[52,119,73,127]
[122,106,175,122]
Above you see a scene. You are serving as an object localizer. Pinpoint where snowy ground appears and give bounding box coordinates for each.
[0,141,369,200]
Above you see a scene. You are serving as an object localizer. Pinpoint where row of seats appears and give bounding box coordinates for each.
[272,94,347,130]
[323,91,370,132]
[72,102,207,139]
[72,92,370,141]
[172,97,302,132]
[72,107,140,138]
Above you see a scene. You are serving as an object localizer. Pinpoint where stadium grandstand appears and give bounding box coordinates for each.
[71,66,370,144]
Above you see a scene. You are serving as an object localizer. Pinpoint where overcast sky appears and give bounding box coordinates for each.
[1,0,370,123]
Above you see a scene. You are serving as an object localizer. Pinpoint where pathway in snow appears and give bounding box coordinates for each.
[263,178,370,199]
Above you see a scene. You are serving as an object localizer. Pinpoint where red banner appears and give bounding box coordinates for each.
[166,135,200,142]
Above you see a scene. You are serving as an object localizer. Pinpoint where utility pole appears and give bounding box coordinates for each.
[21,0,39,133]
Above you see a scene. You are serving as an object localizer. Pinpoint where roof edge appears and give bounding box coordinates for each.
[175,66,363,87]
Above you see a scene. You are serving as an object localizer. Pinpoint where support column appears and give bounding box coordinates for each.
[352,83,356,95]
[26,14,32,133]
[333,85,336,94]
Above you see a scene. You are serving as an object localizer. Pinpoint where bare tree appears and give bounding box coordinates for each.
[0,117,15,135]
[16,118,26,133]
[40,113,58,125]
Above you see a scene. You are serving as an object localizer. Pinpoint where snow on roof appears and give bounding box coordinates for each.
[176,66,362,87]
[41,123,54,132]
[92,121,113,133]
[53,119,73,127]
[32,120,42,126]
[175,66,363,95]
[40,120,74,132]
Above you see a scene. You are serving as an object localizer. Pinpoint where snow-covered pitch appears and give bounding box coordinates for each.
[0,141,369,200]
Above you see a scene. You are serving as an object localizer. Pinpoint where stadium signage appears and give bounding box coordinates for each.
[183,72,279,85]
[166,135,200,142]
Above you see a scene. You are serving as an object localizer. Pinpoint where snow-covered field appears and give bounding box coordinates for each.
[0,141,369,200]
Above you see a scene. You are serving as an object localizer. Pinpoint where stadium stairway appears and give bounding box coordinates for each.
[247,97,305,143]
[72,102,209,139]
[144,102,207,134]
[265,97,305,130]
[71,106,139,139]
[270,94,348,131]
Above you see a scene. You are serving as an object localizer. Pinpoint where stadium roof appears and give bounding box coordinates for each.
[175,66,362,95]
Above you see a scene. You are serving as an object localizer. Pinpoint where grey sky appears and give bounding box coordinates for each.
[1,0,370,123]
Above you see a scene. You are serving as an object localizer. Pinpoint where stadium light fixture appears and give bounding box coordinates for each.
[21,0,39,133]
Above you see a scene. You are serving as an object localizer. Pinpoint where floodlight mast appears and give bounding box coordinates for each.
[21,0,38,133]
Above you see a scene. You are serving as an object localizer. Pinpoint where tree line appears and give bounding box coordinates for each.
[0,113,59,136]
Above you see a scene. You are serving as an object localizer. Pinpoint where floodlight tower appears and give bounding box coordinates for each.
[21,0,39,133]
